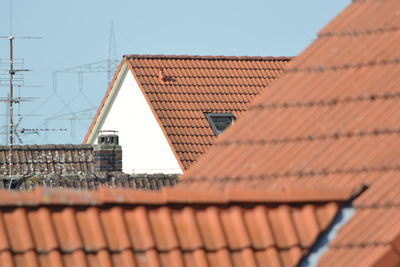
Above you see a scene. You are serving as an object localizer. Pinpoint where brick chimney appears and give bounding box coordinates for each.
[93,130,122,172]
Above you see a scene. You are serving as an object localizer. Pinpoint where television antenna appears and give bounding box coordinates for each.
[0,35,41,175]
[0,117,29,144]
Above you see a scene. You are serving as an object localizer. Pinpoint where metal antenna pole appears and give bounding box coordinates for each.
[8,36,14,175]
[0,35,41,177]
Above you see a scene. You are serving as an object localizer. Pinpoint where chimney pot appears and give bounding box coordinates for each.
[97,130,119,145]
[93,130,122,172]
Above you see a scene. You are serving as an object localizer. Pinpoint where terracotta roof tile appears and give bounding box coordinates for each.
[318,0,400,36]
[319,245,400,267]
[180,0,400,266]
[0,186,350,267]
[85,55,291,169]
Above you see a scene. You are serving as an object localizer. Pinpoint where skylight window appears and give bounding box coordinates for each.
[205,113,236,136]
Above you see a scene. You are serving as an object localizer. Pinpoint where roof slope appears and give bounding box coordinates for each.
[182,0,400,266]
[85,55,291,170]
[0,186,354,267]
[0,145,93,176]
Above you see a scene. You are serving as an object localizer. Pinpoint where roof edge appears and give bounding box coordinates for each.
[124,54,293,61]
[0,185,359,206]
[83,59,126,144]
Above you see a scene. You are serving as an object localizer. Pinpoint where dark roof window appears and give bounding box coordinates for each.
[205,113,236,136]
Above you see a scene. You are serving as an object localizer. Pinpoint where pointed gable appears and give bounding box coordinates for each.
[85,55,291,172]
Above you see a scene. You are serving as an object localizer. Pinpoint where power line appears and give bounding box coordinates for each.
[108,22,117,83]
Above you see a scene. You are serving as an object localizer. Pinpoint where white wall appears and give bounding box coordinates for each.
[95,67,182,174]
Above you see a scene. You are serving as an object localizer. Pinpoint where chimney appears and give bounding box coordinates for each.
[93,130,122,172]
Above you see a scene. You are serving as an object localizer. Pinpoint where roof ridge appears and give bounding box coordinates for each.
[0,144,93,151]
[125,54,293,61]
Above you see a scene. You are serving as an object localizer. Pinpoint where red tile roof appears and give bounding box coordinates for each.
[181,0,400,266]
[84,55,291,170]
[0,186,354,267]
[318,174,400,267]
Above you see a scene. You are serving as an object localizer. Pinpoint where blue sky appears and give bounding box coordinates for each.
[0,0,350,144]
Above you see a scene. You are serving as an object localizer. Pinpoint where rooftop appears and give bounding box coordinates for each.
[182,0,400,265]
[85,54,291,170]
[0,185,355,267]
[0,145,93,177]
[0,145,178,191]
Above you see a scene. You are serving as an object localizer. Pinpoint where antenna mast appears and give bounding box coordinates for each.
[8,37,14,146]
[1,0,42,177]
[8,36,14,175]
[0,35,41,175]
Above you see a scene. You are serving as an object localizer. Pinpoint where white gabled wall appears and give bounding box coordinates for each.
[95,67,182,174]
